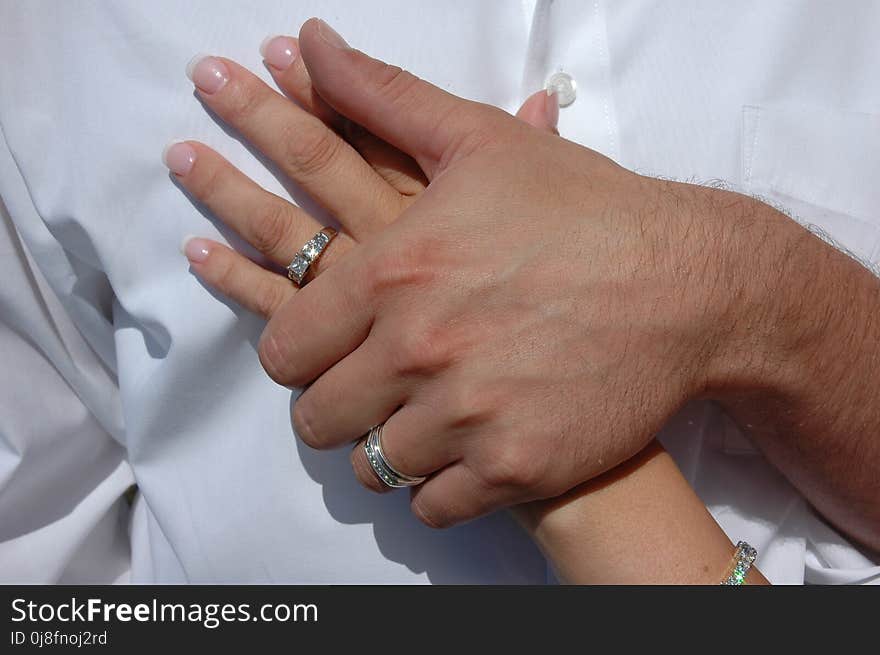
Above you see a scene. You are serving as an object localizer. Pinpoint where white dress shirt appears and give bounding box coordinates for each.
[1,0,878,584]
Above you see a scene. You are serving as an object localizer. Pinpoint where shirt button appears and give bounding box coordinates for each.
[544,71,577,108]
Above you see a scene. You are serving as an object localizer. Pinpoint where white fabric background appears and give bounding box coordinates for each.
[0,0,878,583]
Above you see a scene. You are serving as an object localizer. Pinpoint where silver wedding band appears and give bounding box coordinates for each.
[287,227,338,286]
[363,424,426,488]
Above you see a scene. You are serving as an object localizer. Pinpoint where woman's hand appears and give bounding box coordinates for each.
[167,35,558,318]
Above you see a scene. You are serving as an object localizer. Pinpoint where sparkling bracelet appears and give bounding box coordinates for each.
[720,541,757,585]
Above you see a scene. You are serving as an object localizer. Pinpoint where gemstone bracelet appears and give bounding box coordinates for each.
[721,541,758,585]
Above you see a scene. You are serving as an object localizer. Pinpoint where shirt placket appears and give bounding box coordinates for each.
[522,0,620,162]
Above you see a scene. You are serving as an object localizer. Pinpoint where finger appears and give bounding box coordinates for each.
[408,462,522,529]
[350,437,394,494]
[298,18,519,179]
[349,405,460,494]
[258,250,373,387]
[186,53,401,236]
[260,35,427,197]
[165,140,353,271]
[259,35,340,124]
[181,237,294,319]
[340,121,428,197]
[291,335,408,449]
[515,89,560,135]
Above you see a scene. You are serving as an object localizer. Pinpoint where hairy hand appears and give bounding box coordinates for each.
[256,20,795,527]
[176,19,880,542]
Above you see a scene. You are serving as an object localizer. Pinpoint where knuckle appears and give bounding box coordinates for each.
[250,201,296,257]
[373,65,422,107]
[447,382,500,430]
[283,367,313,389]
[362,241,436,298]
[193,161,225,202]
[212,250,238,291]
[429,102,503,169]
[390,322,453,377]
[282,123,342,177]
[473,103,511,134]
[361,253,390,297]
[477,444,544,492]
[225,81,268,124]
[292,399,324,449]
[410,498,449,529]
[471,104,514,141]
[257,330,293,385]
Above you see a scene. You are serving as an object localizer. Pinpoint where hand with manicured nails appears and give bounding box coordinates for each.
[168,30,557,318]
[174,19,880,550]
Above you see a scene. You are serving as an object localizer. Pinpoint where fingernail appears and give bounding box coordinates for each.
[181,235,211,263]
[185,54,229,94]
[162,141,197,176]
[260,35,299,71]
[544,90,560,129]
[316,19,349,49]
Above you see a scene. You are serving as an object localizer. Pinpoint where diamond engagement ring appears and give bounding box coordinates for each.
[363,424,426,489]
[287,227,338,286]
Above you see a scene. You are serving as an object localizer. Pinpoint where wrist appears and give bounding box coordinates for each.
[696,186,879,433]
[681,184,880,548]
[511,442,750,584]
[692,188,829,403]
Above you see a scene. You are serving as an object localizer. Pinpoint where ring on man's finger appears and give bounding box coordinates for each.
[363,423,426,488]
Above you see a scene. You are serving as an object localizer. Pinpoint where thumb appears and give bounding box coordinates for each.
[515,90,560,135]
[298,18,512,179]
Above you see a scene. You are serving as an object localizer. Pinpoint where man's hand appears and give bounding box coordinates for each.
[261,20,880,544]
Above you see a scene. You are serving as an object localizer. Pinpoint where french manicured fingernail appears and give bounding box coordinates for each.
[316,19,349,49]
[260,35,299,70]
[181,235,211,264]
[544,90,560,129]
[185,54,229,94]
[162,141,197,176]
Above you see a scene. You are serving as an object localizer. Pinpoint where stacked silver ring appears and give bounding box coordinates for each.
[363,424,426,488]
[287,227,337,286]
